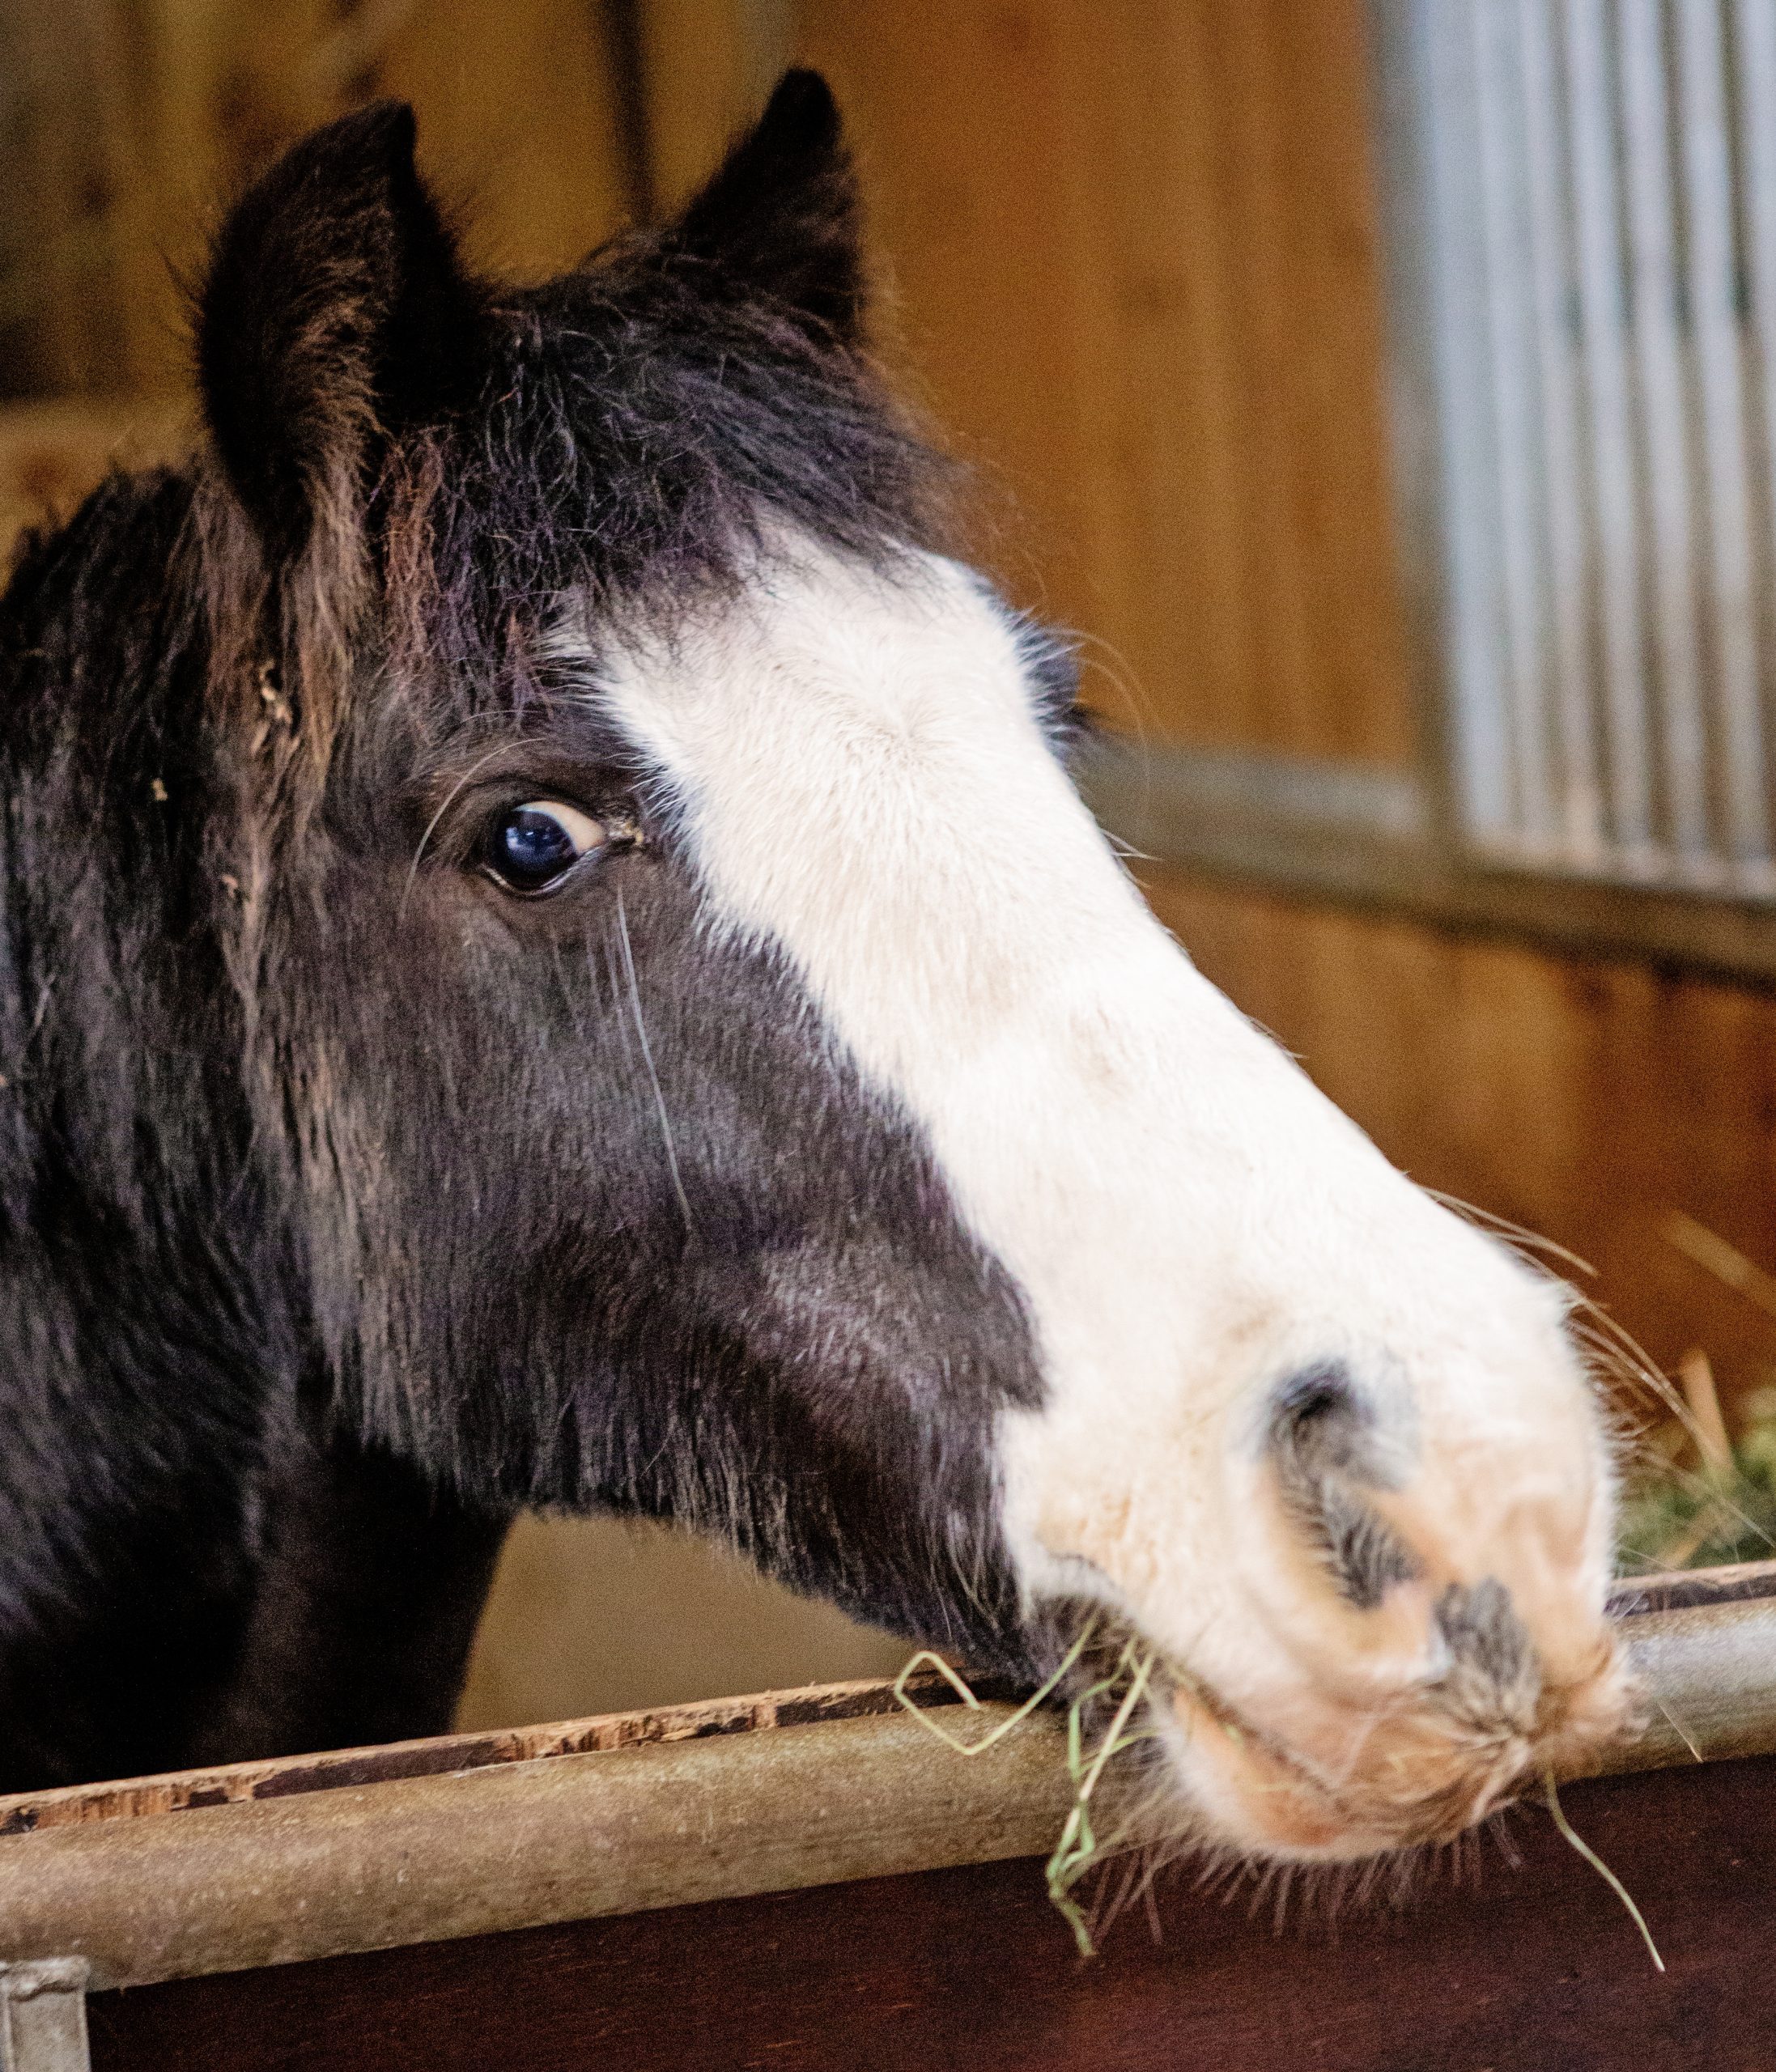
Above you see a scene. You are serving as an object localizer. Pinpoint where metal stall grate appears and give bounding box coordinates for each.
[1415,0,1776,896]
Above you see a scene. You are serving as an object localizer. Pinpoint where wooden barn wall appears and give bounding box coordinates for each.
[6,0,1417,763]
[793,0,1416,764]
[1142,870,1776,1421]
[0,0,780,405]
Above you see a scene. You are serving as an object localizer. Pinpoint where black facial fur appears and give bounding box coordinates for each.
[0,79,1056,1790]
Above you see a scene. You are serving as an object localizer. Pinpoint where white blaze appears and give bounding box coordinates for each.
[588,541,1608,1760]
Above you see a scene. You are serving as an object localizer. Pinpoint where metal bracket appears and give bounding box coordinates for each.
[0,1962,90,2072]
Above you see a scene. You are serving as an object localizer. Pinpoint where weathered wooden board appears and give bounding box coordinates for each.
[0,1712,1079,1994]
[0,1670,1008,1839]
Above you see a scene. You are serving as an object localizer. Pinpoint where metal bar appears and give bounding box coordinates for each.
[1366,0,1469,860]
[1732,0,1776,870]
[0,1709,1077,1993]
[596,0,658,225]
[1596,1592,1776,1771]
[1564,0,1658,859]
[1473,0,1557,845]
[1417,0,1517,840]
[1621,0,1712,860]
[1519,0,1605,856]
[0,1962,88,2072]
[1676,0,1769,869]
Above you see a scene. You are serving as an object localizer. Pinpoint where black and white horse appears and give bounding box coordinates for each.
[0,74,1627,1859]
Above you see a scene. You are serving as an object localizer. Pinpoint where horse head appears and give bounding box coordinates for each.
[175,75,1633,1860]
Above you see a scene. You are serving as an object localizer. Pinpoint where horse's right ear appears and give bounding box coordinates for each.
[198,102,481,557]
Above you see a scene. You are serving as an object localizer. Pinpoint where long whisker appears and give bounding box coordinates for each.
[1424,1188,1598,1280]
[614,884,695,1238]
[1410,1193,1743,1578]
[1421,1191,1724,1465]
[1569,1301,1713,1456]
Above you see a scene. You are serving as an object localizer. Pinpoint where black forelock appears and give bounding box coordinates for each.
[384,252,954,696]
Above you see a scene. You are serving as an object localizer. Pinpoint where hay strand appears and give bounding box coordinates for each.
[1044,1638,1158,1955]
[895,1624,1158,1955]
[1544,1773,1664,1972]
[891,1620,1098,1757]
[1666,1211,1776,1322]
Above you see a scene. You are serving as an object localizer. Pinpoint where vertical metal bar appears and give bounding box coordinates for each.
[1621,0,1711,860]
[1473,0,1555,847]
[1519,0,1604,856]
[596,0,657,224]
[0,1961,90,2072]
[1676,0,1767,870]
[1732,0,1776,875]
[1367,0,1473,860]
[1565,0,1657,860]
[1420,0,1518,840]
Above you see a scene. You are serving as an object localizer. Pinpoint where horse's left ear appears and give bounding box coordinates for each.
[664,70,866,345]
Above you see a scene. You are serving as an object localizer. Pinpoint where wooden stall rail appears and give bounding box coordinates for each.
[0,1674,1068,1995]
[0,1567,1772,2002]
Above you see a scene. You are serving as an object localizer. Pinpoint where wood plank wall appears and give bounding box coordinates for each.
[795,0,1414,763]
[1143,870,1776,1424]
[0,0,639,401]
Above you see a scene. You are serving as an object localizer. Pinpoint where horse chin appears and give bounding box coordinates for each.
[1135,1629,1637,1866]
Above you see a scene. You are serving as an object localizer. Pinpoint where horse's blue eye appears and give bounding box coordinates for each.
[487,801,605,893]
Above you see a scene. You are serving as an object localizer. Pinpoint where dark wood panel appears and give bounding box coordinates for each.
[87,1751,1776,2072]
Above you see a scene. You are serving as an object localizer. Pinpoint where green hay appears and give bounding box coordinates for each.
[1544,1773,1665,1972]
[1043,1636,1158,1955]
[1618,1216,1776,1573]
[891,1620,1099,1758]
[1617,1384,1776,1573]
[894,1624,1158,1956]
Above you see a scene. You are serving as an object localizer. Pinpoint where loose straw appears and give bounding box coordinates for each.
[1044,1637,1157,1955]
[891,1620,1098,1757]
[1544,1773,1664,1972]
[895,1623,1157,1956]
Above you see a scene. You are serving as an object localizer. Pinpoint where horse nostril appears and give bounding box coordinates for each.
[1268,1361,1411,1485]
[1267,1361,1421,1611]
[1432,1577,1541,1727]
